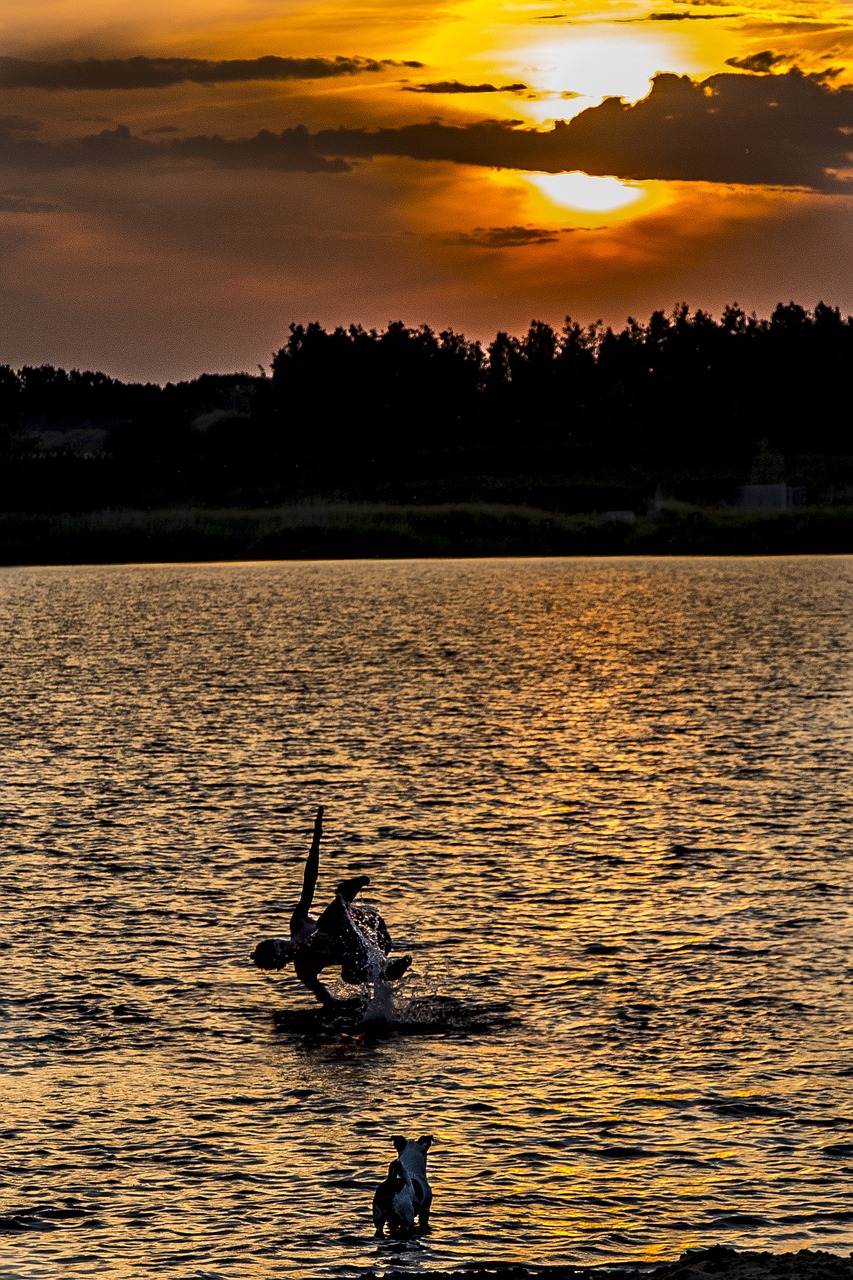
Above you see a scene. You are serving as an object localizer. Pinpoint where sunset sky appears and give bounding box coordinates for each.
[1,0,851,381]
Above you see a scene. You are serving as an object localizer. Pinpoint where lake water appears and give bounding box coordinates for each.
[2,556,853,1280]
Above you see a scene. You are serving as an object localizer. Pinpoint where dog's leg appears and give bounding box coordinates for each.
[372,1193,388,1237]
[413,1180,432,1230]
[384,954,412,981]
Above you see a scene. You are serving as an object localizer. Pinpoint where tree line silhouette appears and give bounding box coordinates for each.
[1,301,851,514]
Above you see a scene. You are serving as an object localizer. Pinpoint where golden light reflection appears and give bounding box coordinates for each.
[398,159,675,253]
[394,162,828,325]
[527,171,645,214]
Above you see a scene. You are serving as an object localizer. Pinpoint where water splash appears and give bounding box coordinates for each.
[340,895,401,1022]
[336,900,519,1036]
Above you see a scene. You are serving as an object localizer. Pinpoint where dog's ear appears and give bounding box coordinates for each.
[392,1135,407,1153]
[417,1134,433,1151]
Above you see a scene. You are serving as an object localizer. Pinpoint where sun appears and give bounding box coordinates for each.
[527,171,645,214]
[514,28,681,123]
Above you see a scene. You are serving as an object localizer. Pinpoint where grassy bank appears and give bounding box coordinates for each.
[1,502,852,565]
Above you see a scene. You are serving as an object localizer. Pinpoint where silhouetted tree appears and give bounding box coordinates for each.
[2,301,851,513]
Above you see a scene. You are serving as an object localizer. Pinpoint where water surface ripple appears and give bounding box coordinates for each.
[2,557,852,1279]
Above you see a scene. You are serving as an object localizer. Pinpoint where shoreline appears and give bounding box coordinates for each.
[2,502,853,565]
[364,1247,853,1280]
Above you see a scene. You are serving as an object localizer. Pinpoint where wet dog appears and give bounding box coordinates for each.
[372,1134,433,1236]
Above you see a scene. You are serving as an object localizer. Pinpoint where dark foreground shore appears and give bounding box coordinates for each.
[2,502,853,564]
[365,1247,853,1280]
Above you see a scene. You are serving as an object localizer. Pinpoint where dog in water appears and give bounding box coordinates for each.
[372,1134,433,1236]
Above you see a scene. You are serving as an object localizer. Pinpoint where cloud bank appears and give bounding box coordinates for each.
[0,123,351,173]
[315,69,853,191]
[1,70,850,191]
[0,54,422,91]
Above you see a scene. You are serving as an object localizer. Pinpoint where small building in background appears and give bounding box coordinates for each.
[735,484,806,510]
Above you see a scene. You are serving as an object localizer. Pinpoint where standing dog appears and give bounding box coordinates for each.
[372,1134,433,1236]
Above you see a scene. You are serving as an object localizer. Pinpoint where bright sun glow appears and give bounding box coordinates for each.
[518,29,678,122]
[527,171,645,213]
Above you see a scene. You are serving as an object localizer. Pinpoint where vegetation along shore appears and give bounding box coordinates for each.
[2,303,851,562]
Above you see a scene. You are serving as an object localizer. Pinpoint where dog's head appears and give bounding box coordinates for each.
[392,1134,433,1177]
[393,1134,432,1154]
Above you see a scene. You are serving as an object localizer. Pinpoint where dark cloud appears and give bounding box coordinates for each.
[0,114,41,132]
[2,70,850,191]
[725,50,789,71]
[0,54,423,92]
[170,127,351,172]
[312,69,853,192]
[444,224,562,247]
[404,80,529,94]
[0,122,350,173]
